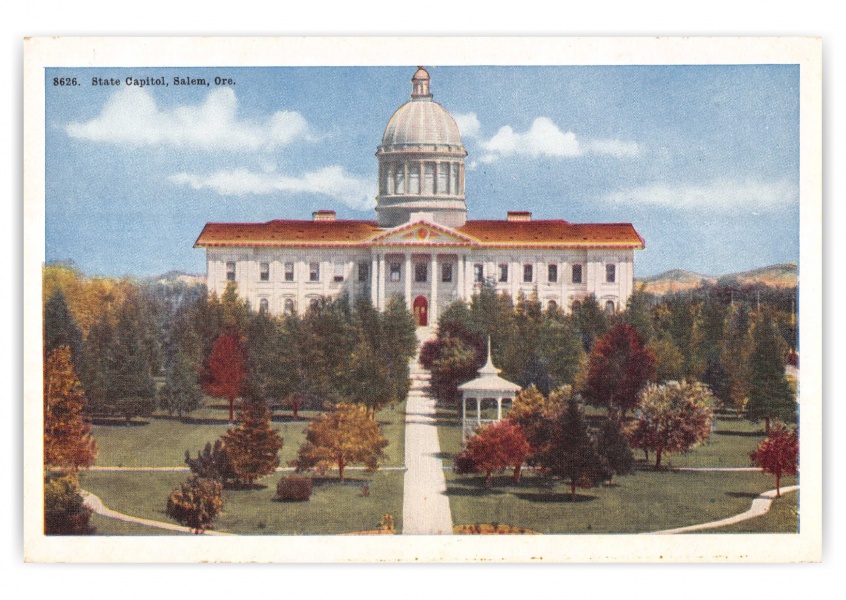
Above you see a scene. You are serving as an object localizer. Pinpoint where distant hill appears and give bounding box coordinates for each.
[636,263,797,296]
[144,270,206,286]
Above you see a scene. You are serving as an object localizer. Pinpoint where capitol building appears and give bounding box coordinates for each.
[195,68,644,327]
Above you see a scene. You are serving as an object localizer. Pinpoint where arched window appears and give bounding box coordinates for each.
[606,263,616,283]
[284,298,295,315]
[572,300,582,314]
[605,300,615,315]
[259,298,269,314]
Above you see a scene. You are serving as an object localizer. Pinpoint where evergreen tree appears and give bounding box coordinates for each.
[78,310,115,417]
[166,476,224,533]
[185,439,238,488]
[44,290,83,365]
[622,287,655,343]
[244,309,294,406]
[158,351,203,420]
[722,304,752,416]
[222,394,283,487]
[647,332,686,383]
[44,346,97,470]
[111,294,157,422]
[573,294,609,352]
[746,311,796,432]
[539,313,585,390]
[538,397,608,501]
[597,417,634,479]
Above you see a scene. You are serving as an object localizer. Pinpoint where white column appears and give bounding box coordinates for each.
[497,396,502,422]
[378,253,386,310]
[476,397,481,425]
[464,254,472,299]
[430,253,438,325]
[462,395,467,444]
[371,253,378,308]
[404,253,412,309]
[296,257,305,314]
[457,253,465,301]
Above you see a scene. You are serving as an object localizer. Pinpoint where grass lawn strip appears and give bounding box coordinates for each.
[444,470,798,534]
[708,488,800,533]
[80,469,404,535]
[92,400,406,469]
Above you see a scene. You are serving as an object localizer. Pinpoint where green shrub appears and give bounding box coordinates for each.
[275,475,313,502]
[44,471,93,535]
[185,440,238,488]
[166,476,223,533]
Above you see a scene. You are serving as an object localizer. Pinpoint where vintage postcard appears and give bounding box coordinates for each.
[23,37,822,562]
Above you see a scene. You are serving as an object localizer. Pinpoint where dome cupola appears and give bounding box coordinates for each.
[375,67,468,228]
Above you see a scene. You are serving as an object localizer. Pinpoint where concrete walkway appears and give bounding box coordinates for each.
[81,489,233,535]
[401,328,453,534]
[649,485,799,534]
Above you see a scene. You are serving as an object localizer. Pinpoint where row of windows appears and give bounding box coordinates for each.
[472,262,614,284]
[257,295,614,316]
[226,261,617,285]
[227,261,372,284]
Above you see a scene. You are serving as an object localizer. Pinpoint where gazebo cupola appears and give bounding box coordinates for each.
[457,339,521,443]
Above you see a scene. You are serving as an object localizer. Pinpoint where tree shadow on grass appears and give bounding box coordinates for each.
[715,430,766,438]
[270,414,315,424]
[514,492,597,503]
[726,491,763,499]
[153,414,233,426]
[310,476,369,488]
[90,418,150,427]
[446,487,506,497]
[432,451,454,460]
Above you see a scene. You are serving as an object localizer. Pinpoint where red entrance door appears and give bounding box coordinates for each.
[413,295,428,327]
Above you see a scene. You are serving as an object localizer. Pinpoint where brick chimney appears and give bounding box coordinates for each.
[312,210,337,222]
[507,211,532,222]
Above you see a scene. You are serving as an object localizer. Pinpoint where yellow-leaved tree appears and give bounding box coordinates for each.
[291,403,388,481]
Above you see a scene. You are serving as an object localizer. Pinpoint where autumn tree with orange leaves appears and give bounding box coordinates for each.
[291,403,388,481]
[202,331,246,423]
[750,424,798,497]
[44,346,97,471]
[462,420,530,486]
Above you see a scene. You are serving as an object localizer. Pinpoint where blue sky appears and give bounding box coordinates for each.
[45,65,799,278]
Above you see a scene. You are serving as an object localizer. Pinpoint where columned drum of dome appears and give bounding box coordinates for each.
[375,67,469,228]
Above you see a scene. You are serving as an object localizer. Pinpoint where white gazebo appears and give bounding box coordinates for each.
[457,339,521,443]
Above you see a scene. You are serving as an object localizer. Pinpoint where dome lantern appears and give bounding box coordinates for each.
[411,66,432,100]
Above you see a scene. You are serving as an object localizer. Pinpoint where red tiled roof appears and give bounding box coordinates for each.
[457,220,645,248]
[194,220,380,247]
[195,219,644,249]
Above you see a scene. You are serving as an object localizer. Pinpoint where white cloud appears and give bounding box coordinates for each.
[477,117,639,163]
[66,87,310,152]
[453,112,481,138]
[604,179,797,212]
[169,166,375,210]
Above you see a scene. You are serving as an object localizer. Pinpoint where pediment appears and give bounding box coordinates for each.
[370,220,476,246]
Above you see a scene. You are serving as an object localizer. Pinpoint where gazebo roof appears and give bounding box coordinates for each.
[457,338,521,394]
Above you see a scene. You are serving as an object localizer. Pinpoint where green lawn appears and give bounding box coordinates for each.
[92,399,406,469]
[445,470,798,534]
[80,469,404,535]
[436,405,797,534]
[712,489,800,533]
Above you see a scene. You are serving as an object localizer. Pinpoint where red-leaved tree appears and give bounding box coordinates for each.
[202,331,246,422]
[463,421,529,486]
[750,424,798,498]
[583,323,655,418]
